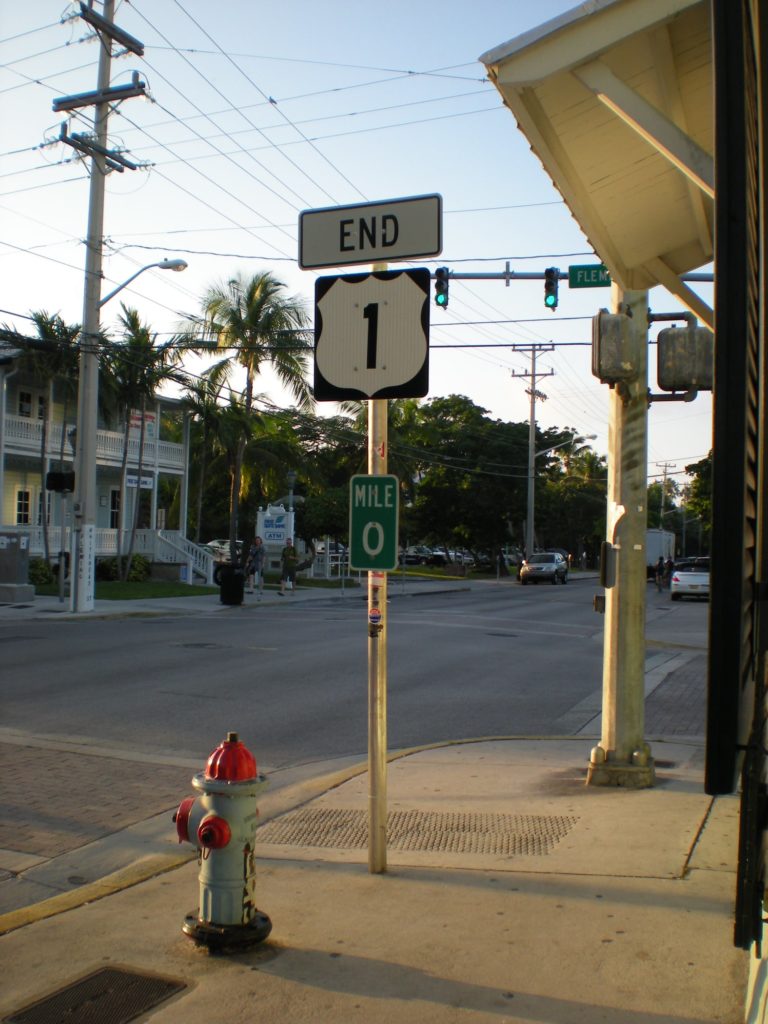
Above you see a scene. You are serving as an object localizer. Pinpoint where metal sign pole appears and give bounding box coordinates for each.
[368,267,388,874]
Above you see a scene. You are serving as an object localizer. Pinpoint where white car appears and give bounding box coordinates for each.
[670,558,710,600]
[205,539,242,562]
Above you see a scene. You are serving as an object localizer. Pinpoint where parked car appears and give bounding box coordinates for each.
[399,545,432,565]
[519,551,568,585]
[670,557,710,601]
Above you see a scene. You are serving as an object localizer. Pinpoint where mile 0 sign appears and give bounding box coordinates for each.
[314,268,430,402]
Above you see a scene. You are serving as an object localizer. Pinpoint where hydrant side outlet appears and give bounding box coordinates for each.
[197,814,231,850]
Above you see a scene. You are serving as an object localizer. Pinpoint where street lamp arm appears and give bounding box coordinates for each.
[535,433,598,459]
[98,258,188,307]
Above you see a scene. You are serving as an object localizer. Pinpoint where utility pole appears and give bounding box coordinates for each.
[655,461,675,526]
[588,284,654,788]
[510,345,554,558]
[53,1,145,611]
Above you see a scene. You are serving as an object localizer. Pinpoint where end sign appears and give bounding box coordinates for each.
[349,474,399,571]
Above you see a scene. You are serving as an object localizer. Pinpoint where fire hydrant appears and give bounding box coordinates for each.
[174,732,271,950]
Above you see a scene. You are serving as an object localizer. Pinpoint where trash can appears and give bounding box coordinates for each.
[218,564,245,606]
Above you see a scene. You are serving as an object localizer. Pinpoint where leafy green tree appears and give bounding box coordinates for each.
[186,271,313,559]
[683,450,712,548]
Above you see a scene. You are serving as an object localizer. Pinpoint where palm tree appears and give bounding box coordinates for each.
[181,360,230,542]
[184,271,313,561]
[106,306,183,580]
[15,313,80,564]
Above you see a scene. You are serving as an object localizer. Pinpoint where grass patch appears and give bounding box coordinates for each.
[35,580,219,600]
[34,575,361,600]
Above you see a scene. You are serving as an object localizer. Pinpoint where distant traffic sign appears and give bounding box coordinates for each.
[349,474,399,572]
[314,268,429,401]
[568,263,611,288]
[299,194,442,270]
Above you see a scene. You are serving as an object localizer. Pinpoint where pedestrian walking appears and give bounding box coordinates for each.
[664,556,674,588]
[246,536,265,597]
[655,556,665,592]
[279,538,299,596]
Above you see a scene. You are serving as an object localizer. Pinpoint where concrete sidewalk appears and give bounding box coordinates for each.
[0,736,745,1023]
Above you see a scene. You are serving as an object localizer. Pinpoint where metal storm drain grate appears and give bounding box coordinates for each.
[258,808,578,856]
[4,967,186,1024]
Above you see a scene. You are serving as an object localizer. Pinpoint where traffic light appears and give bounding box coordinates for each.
[434,266,449,309]
[544,267,559,310]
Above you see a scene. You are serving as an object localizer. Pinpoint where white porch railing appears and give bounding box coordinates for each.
[15,526,213,585]
[4,415,184,471]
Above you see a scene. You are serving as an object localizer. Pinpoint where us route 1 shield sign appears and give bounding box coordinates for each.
[314,268,429,401]
[349,474,399,571]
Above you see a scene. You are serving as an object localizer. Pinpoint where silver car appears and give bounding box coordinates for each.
[670,558,709,601]
[519,551,568,585]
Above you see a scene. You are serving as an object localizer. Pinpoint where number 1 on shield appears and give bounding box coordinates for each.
[363,303,378,369]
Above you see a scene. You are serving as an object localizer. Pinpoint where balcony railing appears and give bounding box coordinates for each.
[4,415,184,471]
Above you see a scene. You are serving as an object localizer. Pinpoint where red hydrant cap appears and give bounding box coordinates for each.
[205,732,257,781]
[197,815,231,850]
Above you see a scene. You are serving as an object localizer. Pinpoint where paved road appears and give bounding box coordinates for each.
[1,579,610,766]
[0,579,708,912]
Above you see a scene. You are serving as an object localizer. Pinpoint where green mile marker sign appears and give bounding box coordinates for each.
[349,474,399,571]
[568,264,611,288]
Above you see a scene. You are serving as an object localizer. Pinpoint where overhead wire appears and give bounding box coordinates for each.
[128,1,347,205]
[169,0,368,201]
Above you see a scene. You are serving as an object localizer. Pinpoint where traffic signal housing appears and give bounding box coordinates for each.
[544,267,559,310]
[434,266,449,309]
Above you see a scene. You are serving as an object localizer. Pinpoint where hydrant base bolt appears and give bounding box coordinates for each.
[182,910,272,952]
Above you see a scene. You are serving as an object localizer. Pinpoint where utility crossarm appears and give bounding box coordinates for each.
[78,1,144,55]
[59,123,138,172]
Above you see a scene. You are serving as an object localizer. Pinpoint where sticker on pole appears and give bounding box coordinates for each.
[349,474,399,571]
[368,607,382,626]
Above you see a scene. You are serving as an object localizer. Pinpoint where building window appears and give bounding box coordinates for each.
[16,490,30,524]
[110,489,120,529]
[17,391,45,419]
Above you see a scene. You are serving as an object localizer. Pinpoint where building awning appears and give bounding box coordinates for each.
[480,0,713,326]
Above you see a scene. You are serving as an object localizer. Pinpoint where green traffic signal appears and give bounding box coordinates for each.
[543,267,559,310]
[434,267,449,309]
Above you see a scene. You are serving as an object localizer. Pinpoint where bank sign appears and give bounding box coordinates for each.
[349,474,399,571]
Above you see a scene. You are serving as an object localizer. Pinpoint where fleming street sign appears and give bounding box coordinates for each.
[299,194,442,270]
[349,474,399,572]
[314,268,430,401]
[568,263,611,288]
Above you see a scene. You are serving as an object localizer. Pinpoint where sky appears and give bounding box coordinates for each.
[0,0,713,490]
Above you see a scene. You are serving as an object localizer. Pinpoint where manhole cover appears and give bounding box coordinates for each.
[258,808,578,856]
[4,967,185,1024]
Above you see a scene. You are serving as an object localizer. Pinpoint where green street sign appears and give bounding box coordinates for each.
[349,474,399,571]
[568,263,611,288]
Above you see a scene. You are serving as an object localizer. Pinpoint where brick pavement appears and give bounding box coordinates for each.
[645,653,707,737]
[0,745,192,859]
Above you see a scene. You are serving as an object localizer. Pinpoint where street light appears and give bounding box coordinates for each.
[99,259,188,307]
[525,432,597,558]
[70,258,188,613]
